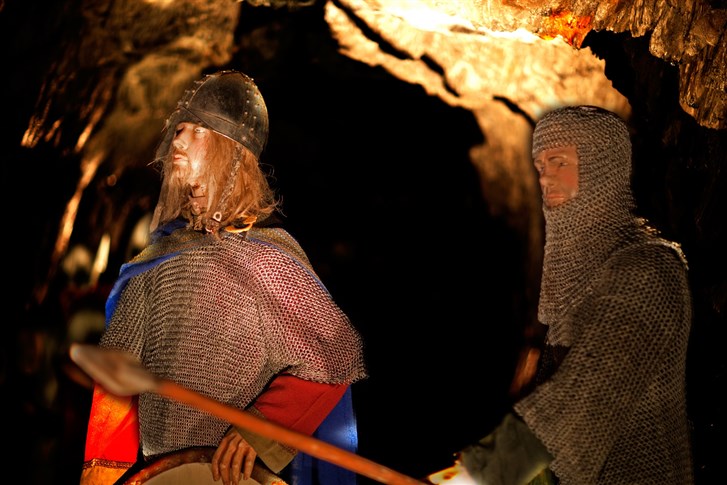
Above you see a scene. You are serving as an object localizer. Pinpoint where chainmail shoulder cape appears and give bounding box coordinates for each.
[101,219,368,460]
[512,106,693,484]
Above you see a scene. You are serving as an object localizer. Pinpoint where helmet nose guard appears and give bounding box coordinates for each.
[171,70,268,158]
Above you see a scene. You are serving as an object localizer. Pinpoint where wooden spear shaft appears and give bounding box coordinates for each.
[155,380,426,485]
[69,343,427,485]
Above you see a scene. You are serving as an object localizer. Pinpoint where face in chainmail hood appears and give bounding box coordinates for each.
[150,70,276,234]
[533,106,638,337]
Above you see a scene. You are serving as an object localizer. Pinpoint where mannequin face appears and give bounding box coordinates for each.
[170,122,210,185]
[533,145,579,208]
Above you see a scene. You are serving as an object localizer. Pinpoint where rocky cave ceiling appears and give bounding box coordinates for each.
[8,0,725,307]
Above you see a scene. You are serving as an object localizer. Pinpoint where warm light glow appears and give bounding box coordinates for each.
[129,214,152,255]
[539,10,593,47]
[513,347,541,393]
[142,0,175,7]
[383,3,476,35]
[76,99,108,152]
[91,233,111,286]
[381,2,540,43]
[484,27,540,43]
[427,463,476,485]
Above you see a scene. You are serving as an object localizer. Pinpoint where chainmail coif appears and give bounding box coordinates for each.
[532,106,635,330]
[513,106,694,484]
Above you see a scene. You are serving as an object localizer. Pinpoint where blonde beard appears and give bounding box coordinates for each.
[153,175,199,231]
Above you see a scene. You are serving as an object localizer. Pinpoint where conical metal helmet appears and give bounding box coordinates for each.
[159,70,269,158]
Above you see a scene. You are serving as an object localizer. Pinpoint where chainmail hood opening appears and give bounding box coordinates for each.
[532,106,638,332]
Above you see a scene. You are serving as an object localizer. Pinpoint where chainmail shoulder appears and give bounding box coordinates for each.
[247,225,315,274]
[100,226,367,458]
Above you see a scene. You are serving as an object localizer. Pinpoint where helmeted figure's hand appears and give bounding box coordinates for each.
[212,427,257,485]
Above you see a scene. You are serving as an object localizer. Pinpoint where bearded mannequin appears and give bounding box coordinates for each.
[80,71,368,485]
[150,72,276,236]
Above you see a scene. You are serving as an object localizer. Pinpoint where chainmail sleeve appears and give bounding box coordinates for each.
[513,241,693,485]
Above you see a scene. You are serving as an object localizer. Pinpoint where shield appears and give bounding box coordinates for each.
[120,447,287,485]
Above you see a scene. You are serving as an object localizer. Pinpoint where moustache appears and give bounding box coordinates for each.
[172,148,189,159]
